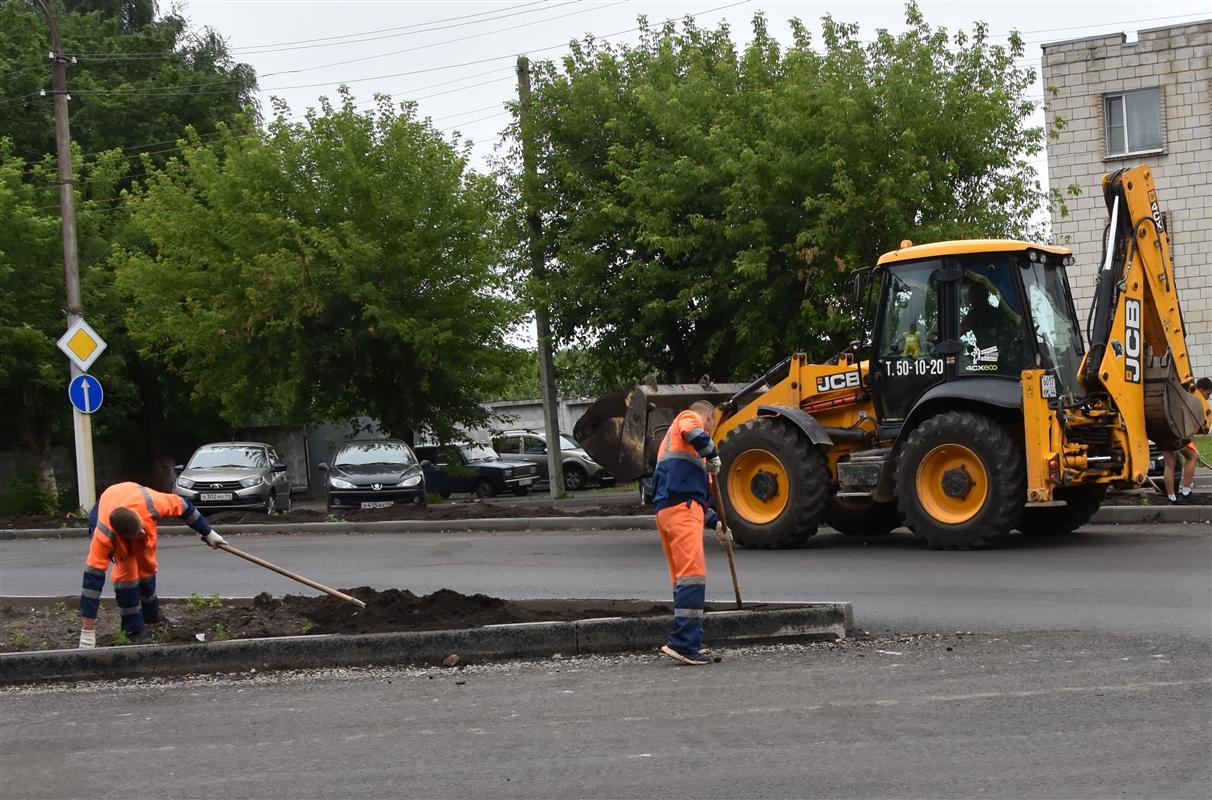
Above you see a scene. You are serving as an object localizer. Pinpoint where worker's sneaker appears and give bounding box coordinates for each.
[659,644,711,666]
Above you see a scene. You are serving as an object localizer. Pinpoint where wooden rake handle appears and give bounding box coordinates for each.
[217,543,366,608]
[710,476,743,610]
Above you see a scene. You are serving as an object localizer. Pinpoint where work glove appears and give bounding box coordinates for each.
[706,456,722,475]
[714,523,732,548]
[202,531,228,549]
[79,628,96,649]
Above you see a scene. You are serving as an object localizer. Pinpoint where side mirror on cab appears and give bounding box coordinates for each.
[317,462,329,471]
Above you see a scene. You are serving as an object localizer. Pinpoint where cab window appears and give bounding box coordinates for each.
[956,255,1032,377]
[522,435,546,455]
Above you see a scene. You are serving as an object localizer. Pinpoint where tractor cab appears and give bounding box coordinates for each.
[867,240,1082,424]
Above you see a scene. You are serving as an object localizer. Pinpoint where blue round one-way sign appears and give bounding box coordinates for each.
[68,374,104,414]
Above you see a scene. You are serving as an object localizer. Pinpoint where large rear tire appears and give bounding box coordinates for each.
[895,411,1025,550]
[718,418,829,549]
[1017,484,1107,536]
[827,496,901,536]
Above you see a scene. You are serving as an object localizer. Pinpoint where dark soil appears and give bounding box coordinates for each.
[1,500,652,530]
[0,589,670,653]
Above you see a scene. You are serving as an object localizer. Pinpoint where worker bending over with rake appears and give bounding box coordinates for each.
[78,482,227,649]
[652,400,729,665]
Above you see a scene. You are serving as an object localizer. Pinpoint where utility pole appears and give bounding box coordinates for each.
[516,56,564,501]
[35,0,96,511]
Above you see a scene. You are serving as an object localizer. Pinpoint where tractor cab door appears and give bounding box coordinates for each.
[870,259,949,421]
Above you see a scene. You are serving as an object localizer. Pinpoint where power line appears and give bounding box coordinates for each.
[256,1,626,81]
[58,1,749,98]
[67,0,565,59]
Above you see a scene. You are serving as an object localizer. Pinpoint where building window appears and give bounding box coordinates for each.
[1104,88,1163,156]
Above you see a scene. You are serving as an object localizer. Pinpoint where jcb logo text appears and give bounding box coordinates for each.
[816,370,861,393]
[1124,298,1141,384]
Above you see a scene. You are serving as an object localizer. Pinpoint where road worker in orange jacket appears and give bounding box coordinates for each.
[79,482,227,649]
[651,400,728,665]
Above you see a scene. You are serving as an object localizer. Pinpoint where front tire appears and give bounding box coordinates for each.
[563,465,587,492]
[718,418,830,549]
[474,480,497,499]
[895,411,1025,549]
[1017,484,1107,536]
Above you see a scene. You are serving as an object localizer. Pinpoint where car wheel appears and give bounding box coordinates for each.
[563,465,587,492]
[264,492,277,515]
[281,491,292,513]
[474,479,497,499]
[416,494,429,508]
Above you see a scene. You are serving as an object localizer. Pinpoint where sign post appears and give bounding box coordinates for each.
[57,319,106,510]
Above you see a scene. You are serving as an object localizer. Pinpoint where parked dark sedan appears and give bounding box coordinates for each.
[412,443,538,498]
[320,439,427,512]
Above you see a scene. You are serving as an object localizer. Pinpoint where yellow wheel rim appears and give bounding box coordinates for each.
[915,444,988,525]
[728,449,789,525]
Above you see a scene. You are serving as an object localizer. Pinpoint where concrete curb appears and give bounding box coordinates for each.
[0,602,851,685]
[2,503,1208,540]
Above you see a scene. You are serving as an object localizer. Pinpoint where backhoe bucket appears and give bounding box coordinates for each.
[573,382,748,481]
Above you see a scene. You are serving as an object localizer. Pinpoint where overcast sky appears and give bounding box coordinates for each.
[175,0,1211,179]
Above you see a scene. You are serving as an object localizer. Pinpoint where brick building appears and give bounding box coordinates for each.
[1042,20,1211,377]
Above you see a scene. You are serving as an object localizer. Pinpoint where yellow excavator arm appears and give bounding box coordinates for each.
[1079,165,1210,454]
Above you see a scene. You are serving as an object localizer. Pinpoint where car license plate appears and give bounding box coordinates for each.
[200,493,233,502]
[517,478,533,486]
[360,501,393,510]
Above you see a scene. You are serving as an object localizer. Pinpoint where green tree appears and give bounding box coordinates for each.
[0,0,255,504]
[509,4,1050,388]
[115,92,521,441]
[0,0,256,166]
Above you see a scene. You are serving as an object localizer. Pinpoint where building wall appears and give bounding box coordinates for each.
[1042,21,1212,378]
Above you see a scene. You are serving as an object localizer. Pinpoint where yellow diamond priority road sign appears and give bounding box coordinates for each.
[56,318,107,372]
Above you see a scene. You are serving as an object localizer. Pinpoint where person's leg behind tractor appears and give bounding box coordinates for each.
[656,502,709,665]
[1179,442,1198,502]
[1163,450,1180,504]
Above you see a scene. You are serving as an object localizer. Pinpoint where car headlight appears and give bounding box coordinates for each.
[239,476,264,488]
[504,469,513,477]
[329,477,356,489]
[396,475,422,488]
[177,477,195,490]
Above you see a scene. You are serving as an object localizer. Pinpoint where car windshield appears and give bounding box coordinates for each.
[459,443,498,462]
[559,434,581,451]
[188,446,266,469]
[334,443,415,467]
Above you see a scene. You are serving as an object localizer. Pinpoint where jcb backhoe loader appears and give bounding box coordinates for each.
[576,165,1209,549]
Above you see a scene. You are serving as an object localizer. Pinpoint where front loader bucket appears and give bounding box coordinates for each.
[574,382,749,481]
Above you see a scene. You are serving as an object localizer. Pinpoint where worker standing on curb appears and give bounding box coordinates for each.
[651,400,728,666]
[78,482,227,649]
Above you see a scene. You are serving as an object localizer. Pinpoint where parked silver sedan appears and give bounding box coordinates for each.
[173,442,291,514]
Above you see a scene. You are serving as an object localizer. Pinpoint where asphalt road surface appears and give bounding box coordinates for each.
[2,522,1209,637]
[3,522,1209,799]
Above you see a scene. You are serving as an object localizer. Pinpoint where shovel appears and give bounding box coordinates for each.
[216,542,366,608]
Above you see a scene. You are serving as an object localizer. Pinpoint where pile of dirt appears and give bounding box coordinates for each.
[0,589,671,652]
[0,501,652,530]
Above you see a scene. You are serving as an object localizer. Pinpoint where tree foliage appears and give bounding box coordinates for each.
[0,0,256,165]
[0,0,255,500]
[114,92,521,441]
[509,4,1048,386]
